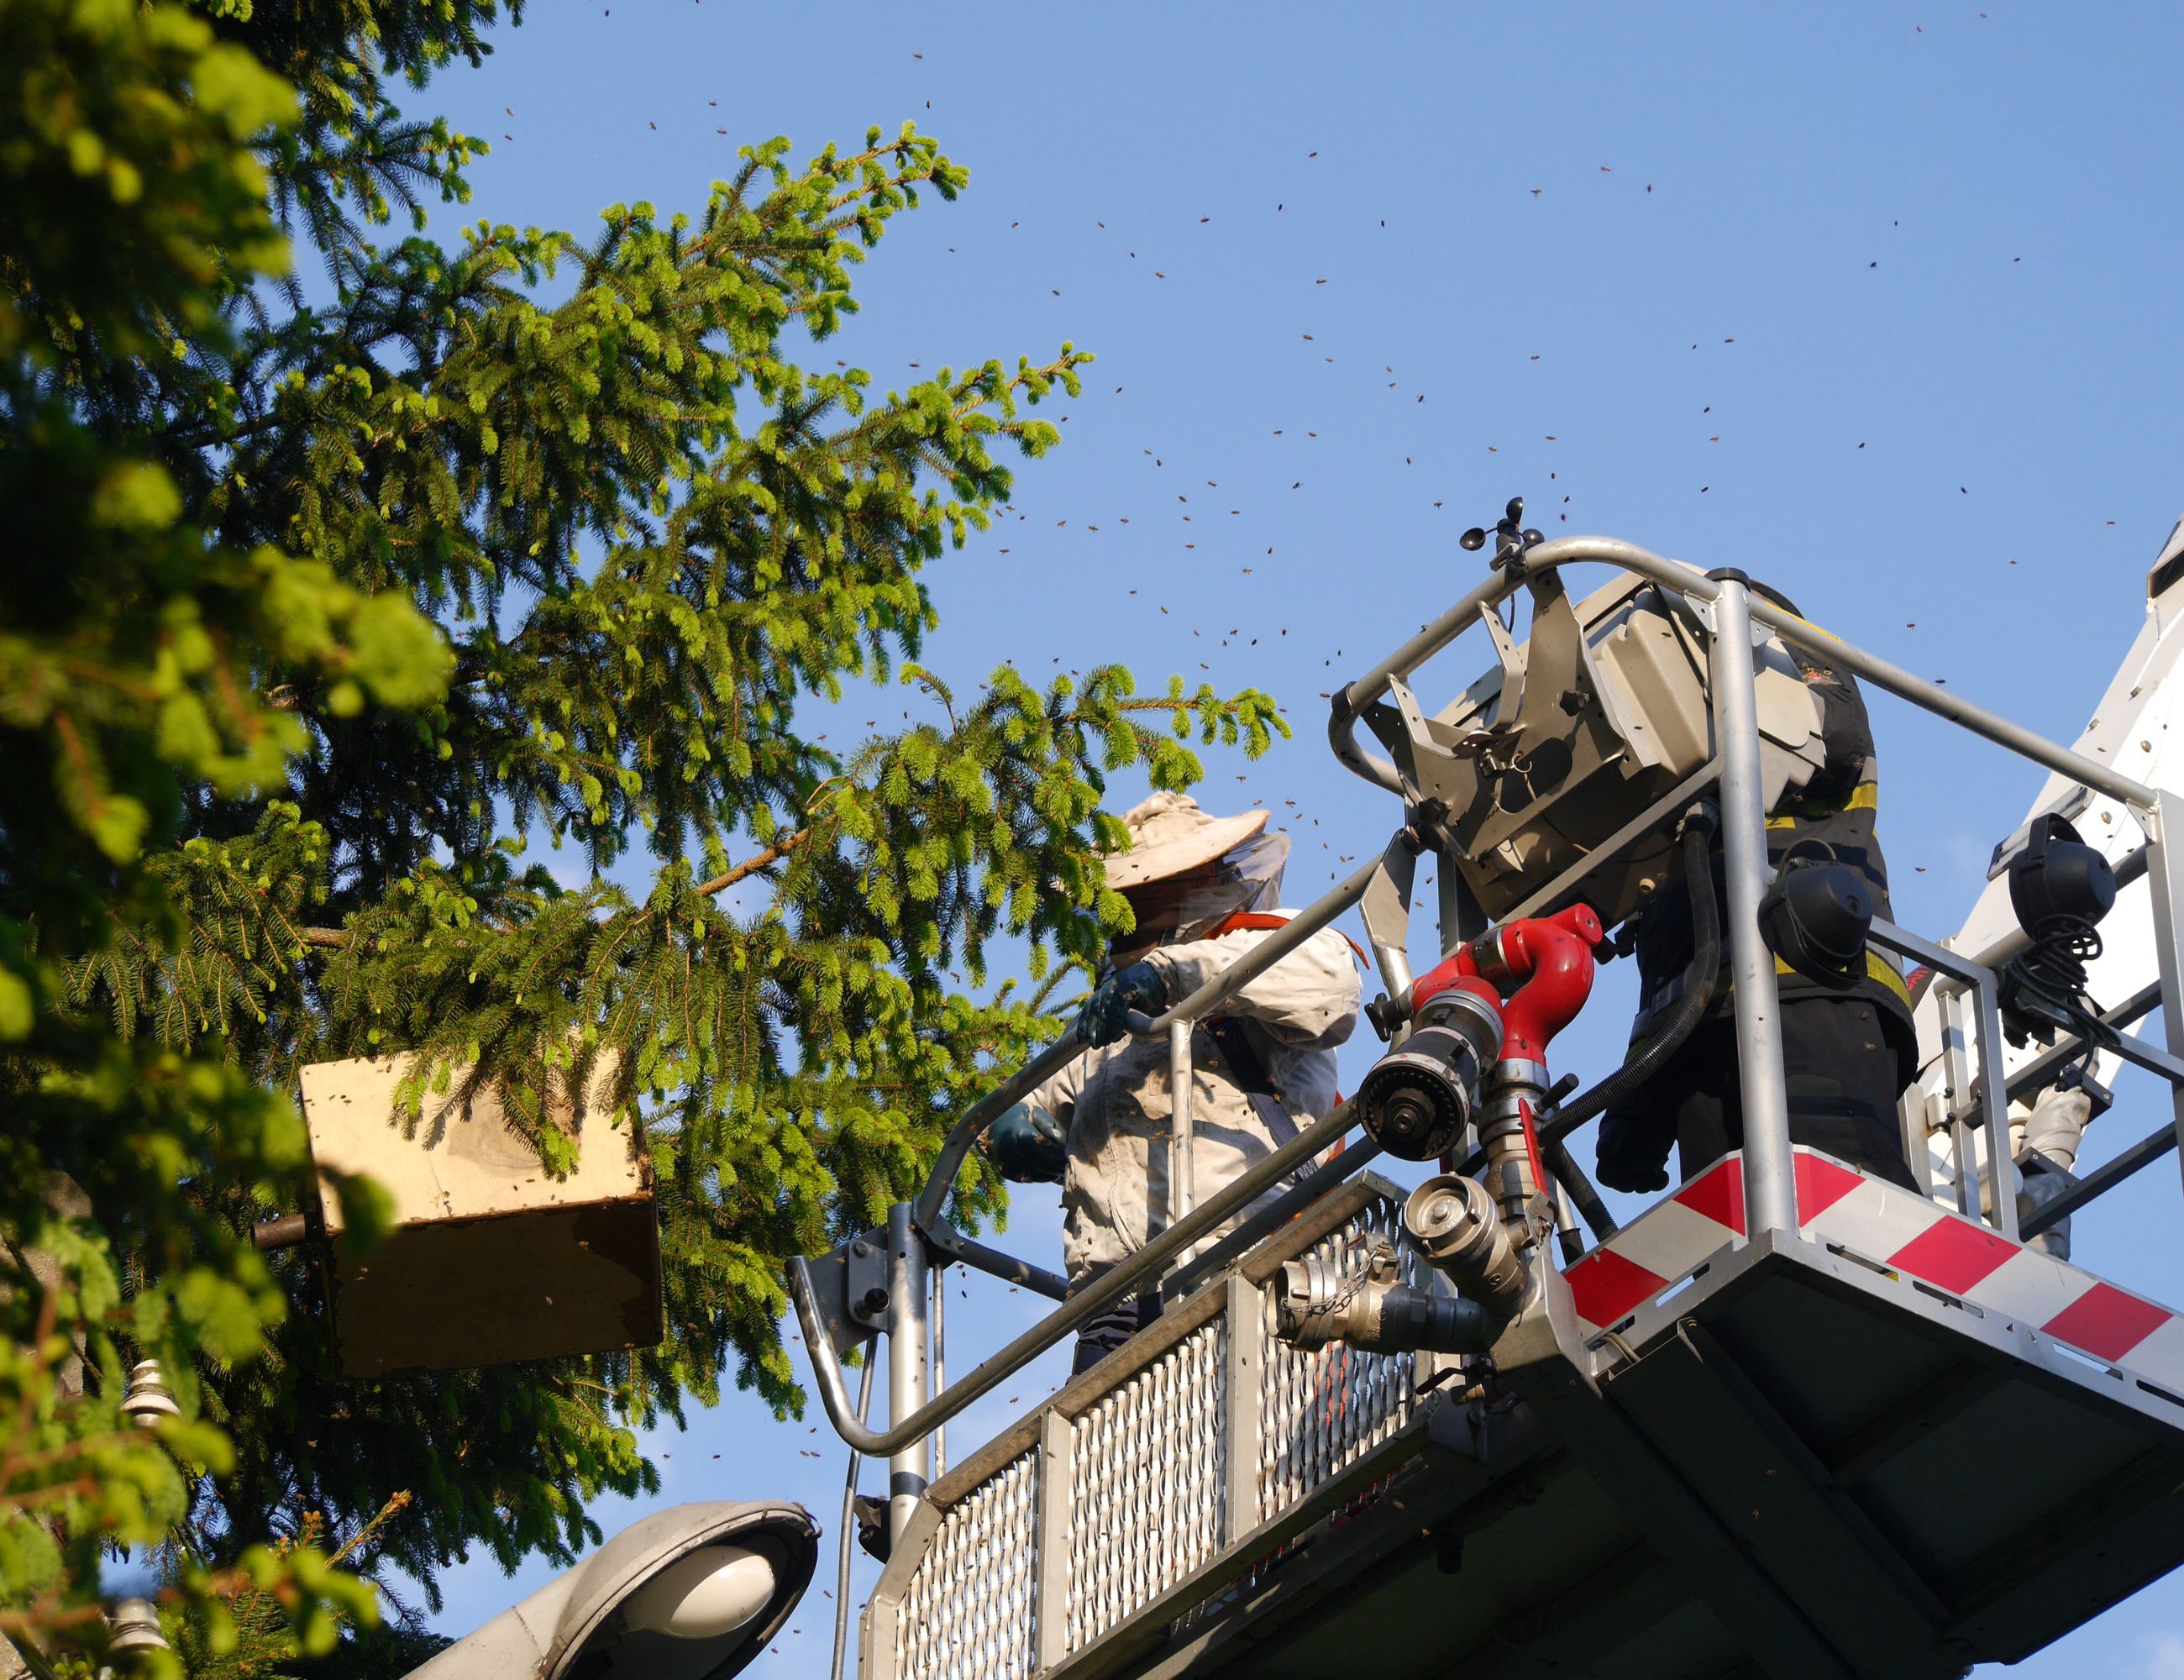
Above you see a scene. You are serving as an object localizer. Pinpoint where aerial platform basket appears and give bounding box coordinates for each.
[859,1152,2184,1680]
[795,527,2184,1680]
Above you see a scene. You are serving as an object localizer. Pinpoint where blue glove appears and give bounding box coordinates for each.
[985,1105,1068,1184]
[1076,960,1169,1048]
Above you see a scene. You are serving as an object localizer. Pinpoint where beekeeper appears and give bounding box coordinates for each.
[984,792,1362,1374]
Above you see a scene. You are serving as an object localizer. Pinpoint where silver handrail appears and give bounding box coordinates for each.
[807,852,1385,1471]
[1315,533,2161,1252]
[809,530,2178,1475]
[790,1102,1351,1456]
[1709,575,1798,1236]
[908,853,1384,1233]
[1326,537,2156,815]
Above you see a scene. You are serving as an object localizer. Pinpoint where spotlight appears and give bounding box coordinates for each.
[2008,814,2116,932]
[1757,862,1873,988]
[1998,814,2119,1052]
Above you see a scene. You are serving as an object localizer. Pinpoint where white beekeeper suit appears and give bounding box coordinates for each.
[1006,793,1362,1305]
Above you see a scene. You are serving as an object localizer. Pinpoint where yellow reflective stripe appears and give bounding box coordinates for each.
[1767,949,1911,1009]
[1768,780,1878,827]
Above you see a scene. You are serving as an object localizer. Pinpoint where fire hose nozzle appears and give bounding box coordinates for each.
[1355,983,1503,1161]
[1404,1173,1530,1324]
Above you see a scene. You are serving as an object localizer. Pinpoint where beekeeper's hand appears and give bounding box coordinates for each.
[984,1104,1069,1184]
[1076,961,1169,1048]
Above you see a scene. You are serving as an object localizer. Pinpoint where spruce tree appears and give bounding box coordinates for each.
[2,2,1285,1669]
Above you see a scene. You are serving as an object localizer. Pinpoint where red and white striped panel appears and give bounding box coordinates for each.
[1561,1147,2184,1395]
[1562,1152,1751,1333]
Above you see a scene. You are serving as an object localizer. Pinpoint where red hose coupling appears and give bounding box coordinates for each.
[1412,903,1605,1063]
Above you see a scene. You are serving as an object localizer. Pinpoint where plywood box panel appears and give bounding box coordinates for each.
[297,1052,662,1378]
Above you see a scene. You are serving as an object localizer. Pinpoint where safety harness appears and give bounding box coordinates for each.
[1190,911,1367,1146]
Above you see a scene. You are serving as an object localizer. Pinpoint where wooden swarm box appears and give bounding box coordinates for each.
[297,1052,662,1378]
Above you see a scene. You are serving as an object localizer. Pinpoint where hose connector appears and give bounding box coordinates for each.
[1404,1173,1530,1324]
[1273,1236,1492,1354]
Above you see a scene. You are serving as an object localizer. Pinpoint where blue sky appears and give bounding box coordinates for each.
[402,3,2184,1673]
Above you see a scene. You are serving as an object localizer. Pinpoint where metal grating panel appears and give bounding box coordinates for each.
[1257,1196,1420,1522]
[1063,1317,1229,1654]
[895,1448,1039,1680]
[874,1187,1426,1680]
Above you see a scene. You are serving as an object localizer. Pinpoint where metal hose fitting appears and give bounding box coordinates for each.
[1273,1236,1492,1354]
[1355,985,1504,1161]
[1404,1173,1530,1323]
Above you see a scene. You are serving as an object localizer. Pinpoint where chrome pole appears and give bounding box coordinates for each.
[2140,792,2184,1204]
[1970,968,2019,1239]
[931,1263,947,1481]
[1938,986,1980,1219]
[885,1201,930,1546]
[828,1356,877,1680]
[1170,1020,1196,1231]
[1707,571,1797,1236]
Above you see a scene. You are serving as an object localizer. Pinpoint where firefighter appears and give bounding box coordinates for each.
[983,792,1362,1374]
[1595,584,1922,1195]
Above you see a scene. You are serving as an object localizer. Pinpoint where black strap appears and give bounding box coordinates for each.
[1200,1018,1302,1146]
[1202,1017,1281,1098]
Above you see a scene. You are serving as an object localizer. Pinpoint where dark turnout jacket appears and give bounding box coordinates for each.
[1625,636,1914,1052]
[1596,631,1920,1194]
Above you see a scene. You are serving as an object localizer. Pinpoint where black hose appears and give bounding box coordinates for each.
[2001,913,2117,1067]
[1543,1137,1619,1243]
[1539,806,1720,1151]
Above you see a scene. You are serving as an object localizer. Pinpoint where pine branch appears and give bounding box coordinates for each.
[298,826,816,950]
[692,827,811,897]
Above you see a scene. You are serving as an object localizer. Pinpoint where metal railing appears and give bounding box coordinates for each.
[796,533,2184,1680]
[1323,536,2179,1251]
[863,1177,1431,1680]
[789,849,1400,1520]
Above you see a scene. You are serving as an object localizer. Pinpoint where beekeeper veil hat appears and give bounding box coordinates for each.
[1100,792,1289,948]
